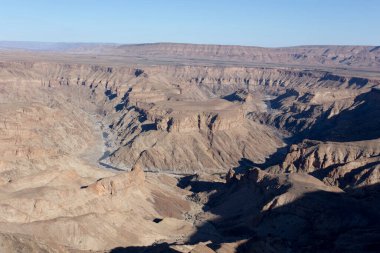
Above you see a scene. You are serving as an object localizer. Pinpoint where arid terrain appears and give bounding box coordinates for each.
[0,43,379,253]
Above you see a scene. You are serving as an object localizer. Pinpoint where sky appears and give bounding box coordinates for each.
[0,0,379,47]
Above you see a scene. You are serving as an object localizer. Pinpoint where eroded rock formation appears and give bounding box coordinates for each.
[0,44,379,252]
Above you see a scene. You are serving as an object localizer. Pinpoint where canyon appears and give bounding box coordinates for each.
[0,43,379,253]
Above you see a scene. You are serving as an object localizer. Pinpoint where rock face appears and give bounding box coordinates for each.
[194,168,380,253]
[0,45,379,253]
[87,164,145,196]
[279,139,380,189]
[108,81,282,172]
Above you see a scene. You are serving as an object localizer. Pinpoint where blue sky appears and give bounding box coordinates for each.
[0,0,379,47]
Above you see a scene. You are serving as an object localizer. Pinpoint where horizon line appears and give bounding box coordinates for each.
[0,40,378,49]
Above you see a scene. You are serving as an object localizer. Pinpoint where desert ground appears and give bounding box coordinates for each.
[0,43,379,252]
